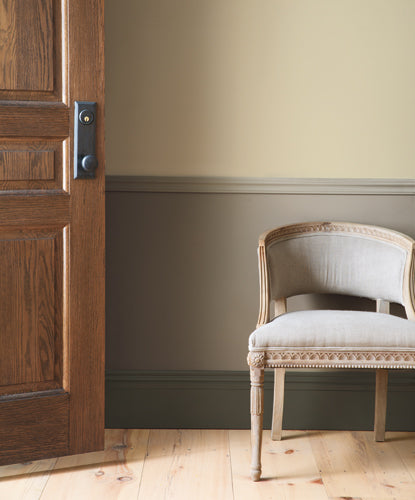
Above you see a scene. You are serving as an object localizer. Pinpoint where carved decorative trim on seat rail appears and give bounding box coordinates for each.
[247,350,415,369]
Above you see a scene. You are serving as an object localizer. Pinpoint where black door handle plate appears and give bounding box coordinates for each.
[74,101,98,179]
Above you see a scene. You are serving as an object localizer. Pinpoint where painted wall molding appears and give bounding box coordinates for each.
[105,369,415,430]
[105,176,415,195]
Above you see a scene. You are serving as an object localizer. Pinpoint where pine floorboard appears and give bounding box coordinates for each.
[1,429,415,499]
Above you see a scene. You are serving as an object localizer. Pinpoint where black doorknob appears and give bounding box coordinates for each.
[81,154,98,172]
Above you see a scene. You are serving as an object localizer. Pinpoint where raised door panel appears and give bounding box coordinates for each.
[0,228,65,396]
[0,140,66,191]
[0,393,69,465]
[0,151,55,180]
[0,0,63,101]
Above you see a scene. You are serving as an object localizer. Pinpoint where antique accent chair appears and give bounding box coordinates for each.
[247,222,415,481]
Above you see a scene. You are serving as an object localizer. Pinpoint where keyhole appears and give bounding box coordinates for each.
[79,109,94,124]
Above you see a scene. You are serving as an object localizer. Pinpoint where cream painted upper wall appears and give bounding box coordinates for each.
[105,0,415,178]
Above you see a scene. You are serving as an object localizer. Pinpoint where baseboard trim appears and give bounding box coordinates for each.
[105,369,415,430]
[105,176,415,195]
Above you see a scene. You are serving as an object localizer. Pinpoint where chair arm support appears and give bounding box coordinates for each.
[404,246,415,321]
[256,243,269,328]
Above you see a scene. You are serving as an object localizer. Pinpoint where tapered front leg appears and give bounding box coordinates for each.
[374,369,388,442]
[271,368,285,441]
[250,366,264,481]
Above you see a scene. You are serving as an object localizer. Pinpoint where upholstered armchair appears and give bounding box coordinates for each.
[247,222,415,481]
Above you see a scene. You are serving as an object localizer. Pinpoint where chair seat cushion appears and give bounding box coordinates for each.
[249,310,415,350]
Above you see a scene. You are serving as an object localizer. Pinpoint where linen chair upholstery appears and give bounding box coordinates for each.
[247,222,415,481]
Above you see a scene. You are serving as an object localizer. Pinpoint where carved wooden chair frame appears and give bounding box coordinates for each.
[247,222,415,481]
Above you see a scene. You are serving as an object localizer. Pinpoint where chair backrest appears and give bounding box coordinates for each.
[258,222,415,321]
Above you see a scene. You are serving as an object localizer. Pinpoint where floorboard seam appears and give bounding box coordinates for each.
[38,457,58,500]
[227,430,236,500]
[136,429,151,500]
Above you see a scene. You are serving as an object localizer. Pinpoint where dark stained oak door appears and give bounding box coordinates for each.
[0,0,105,464]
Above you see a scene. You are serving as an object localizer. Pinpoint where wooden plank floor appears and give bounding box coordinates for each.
[1,429,415,499]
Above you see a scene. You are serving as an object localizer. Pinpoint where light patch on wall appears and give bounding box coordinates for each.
[105,0,415,178]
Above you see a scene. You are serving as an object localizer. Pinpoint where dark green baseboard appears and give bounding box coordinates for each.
[105,369,415,430]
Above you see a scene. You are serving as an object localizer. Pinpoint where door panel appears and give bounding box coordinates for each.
[0,150,55,181]
[0,0,62,100]
[0,228,64,394]
[0,140,64,190]
[0,0,104,464]
[0,393,69,465]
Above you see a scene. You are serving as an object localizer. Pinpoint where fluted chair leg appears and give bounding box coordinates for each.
[374,369,388,442]
[250,366,264,481]
[271,368,285,441]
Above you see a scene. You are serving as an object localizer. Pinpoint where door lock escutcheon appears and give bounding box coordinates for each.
[74,101,98,179]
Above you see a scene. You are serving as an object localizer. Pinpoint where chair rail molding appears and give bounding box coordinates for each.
[105,176,415,195]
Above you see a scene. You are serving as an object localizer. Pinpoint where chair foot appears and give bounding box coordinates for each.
[251,468,261,481]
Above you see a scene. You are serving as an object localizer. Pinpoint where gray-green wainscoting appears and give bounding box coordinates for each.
[105,175,415,430]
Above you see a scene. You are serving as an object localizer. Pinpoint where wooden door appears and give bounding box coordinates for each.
[0,0,105,464]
